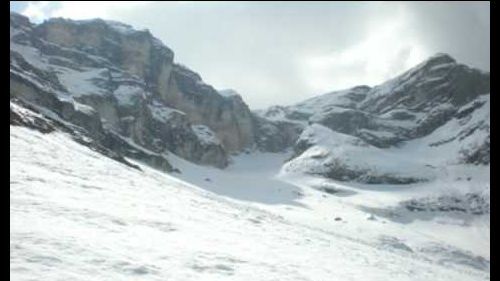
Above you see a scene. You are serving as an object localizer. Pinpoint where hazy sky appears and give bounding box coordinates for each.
[10,1,490,109]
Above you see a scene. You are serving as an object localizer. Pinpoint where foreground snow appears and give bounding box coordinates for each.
[10,126,489,280]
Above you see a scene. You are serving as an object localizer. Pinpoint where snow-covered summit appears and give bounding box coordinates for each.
[422,52,457,66]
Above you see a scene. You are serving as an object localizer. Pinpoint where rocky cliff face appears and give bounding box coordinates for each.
[10,12,257,169]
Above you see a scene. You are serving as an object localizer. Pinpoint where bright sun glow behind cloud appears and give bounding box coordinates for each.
[21,1,52,23]
[301,10,427,95]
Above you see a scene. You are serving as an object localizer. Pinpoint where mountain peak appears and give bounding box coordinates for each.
[10,12,31,27]
[424,53,457,66]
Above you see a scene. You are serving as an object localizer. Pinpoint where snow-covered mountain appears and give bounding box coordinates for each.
[257,53,489,149]
[11,11,489,173]
[11,12,489,280]
[257,53,489,184]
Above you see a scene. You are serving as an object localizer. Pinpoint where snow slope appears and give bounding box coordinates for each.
[11,125,489,280]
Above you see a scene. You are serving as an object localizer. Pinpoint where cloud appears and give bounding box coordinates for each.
[299,5,428,95]
[20,1,54,23]
[405,2,490,71]
[14,2,489,109]
[19,1,150,23]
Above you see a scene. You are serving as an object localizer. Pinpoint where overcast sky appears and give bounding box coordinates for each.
[10,1,490,109]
